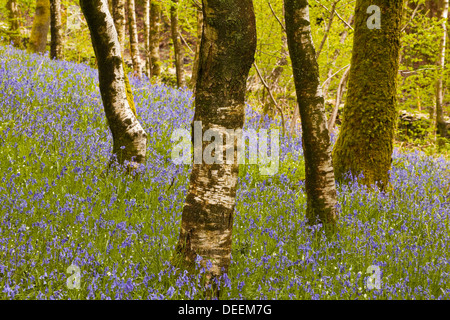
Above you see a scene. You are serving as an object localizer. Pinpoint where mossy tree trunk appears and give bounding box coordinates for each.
[80,0,147,166]
[176,0,256,295]
[284,0,338,228]
[127,0,142,78]
[7,0,21,48]
[50,0,63,60]
[436,0,448,138]
[170,0,184,87]
[28,0,50,53]
[111,0,126,49]
[332,0,403,189]
[150,0,161,77]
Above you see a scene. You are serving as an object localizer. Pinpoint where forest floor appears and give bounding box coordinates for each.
[0,45,449,300]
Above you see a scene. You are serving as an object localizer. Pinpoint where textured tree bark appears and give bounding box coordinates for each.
[190,3,203,90]
[333,0,403,189]
[50,0,63,60]
[176,0,256,295]
[144,0,151,78]
[284,0,338,228]
[436,0,448,138]
[7,0,21,48]
[170,0,184,87]
[28,0,51,53]
[111,0,126,49]
[150,0,161,77]
[80,0,147,166]
[127,0,142,78]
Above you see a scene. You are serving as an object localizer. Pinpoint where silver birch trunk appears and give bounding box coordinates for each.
[436,0,448,138]
[111,0,126,49]
[284,0,338,228]
[80,0,147,166]
[176,0,257,296]
[127,0,142,78]
[144,0,151,78]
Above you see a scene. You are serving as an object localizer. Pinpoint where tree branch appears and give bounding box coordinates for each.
[314,0,353,31]
[267,0,286,32]
[316,0,339,59]
[401,2,421,32]
[253,62,286,135]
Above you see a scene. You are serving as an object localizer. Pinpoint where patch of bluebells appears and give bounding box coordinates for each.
[0,44,449,299]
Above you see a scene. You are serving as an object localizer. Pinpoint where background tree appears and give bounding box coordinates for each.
[150,0,162,77]
[436,0,449,138]
[190,0,202,90]
[284,0,338,228]
[49,0,62,60]
[28,0,50,53]
[176,0,257,295]
[80,0,147,166]
[144,0,151,78]
[6,0,21,48]
[111,0,126,49]
[127,0,142,77]
[170,0,184,87]
[333,0,404,188]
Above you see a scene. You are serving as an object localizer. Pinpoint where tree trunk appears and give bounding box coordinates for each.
[190,2,203,90]
[284,0,338,228]
[176,0,256,295]
[80,0,147,166]
[144,0,151,78]
[436,0,448,138]
[127,0,142,78]
[50,0,63,60]
[7,0,21,48]
[111,0,126,49]
[333,0,404,189]
[170,0,184,87]
[28,0,51,53]
[150,0,161,77]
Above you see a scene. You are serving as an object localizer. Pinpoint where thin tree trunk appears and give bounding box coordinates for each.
[170,0,184,87]
[144,0,151,78]
[316,0,338,59]
[127,0,142,78]
[190,2,203,90]
[28,0,51,53]
[268,35,288,87]
[322,14,353,101]
[328,65,350,130]
[436,0,448,138]
[80,0,147,166]
[111,0,126,49]
[290,100,299,135]
[176,0,256,296]
[50,0,63,60]
[333,0,404,189]
[7,0,21,48]
[267,1,288,88]
[150,0,161,77]
[284,0,338,228]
